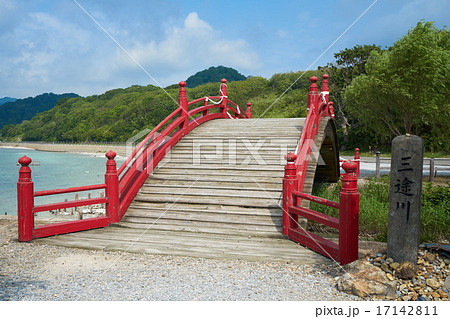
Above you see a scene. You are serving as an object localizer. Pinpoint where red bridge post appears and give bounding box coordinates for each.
[220,78,228,118]
[105,150,119,223]
[339,160,360,265]
[17,155,34,242]
[246,102,252,119]
[282,152,298,235]
[178,81,189,133]
[308,76,319,136]
[321,74,329,107]
[354,148,360,177]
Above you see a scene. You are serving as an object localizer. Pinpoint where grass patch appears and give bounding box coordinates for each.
[310,175,449,243]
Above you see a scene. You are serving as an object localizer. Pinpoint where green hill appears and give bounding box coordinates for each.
[0,72,319,143]
[186,66,247,88]
[0,97,16,105]
[0,93,79,129]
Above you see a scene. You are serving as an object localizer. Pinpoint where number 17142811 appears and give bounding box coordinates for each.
[377,305,437,316]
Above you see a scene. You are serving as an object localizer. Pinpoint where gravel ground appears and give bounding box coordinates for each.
[0,217,359,301]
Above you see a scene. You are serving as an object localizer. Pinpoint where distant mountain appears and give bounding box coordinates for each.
[0,92,79,129]
[0,97,17,105]
[186,66,247,88]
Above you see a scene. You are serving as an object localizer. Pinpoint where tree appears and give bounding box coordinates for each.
[345,21,450,152]
[319,44,383,149]
[185,66,247,88]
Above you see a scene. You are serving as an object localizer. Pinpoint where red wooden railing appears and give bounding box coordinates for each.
[282,74,360,265]
[17,79,251,241]
[17,151,119,241]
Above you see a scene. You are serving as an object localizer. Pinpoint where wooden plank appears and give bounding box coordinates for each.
[138,186,281,199]
[124,209,282,225]
[133,194,281,208]
[120,216,282,232]
[127,201,283,216]
[116,222,284,238]
[142,180,282,191]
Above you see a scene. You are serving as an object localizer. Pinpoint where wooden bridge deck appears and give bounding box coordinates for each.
[36,118,336,265]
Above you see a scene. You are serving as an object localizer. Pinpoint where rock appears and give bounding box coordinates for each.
[336,260,396,299]
[390,262,400,270]
[399,284,407,291]
[438,290,448,299]
[396,262,416,280]
[424,252,436,263]
[381,263,389,272]
[426,278,441,290]
[417,296,428,301]
[431,292,440,298]
[386,258,394,263]
[374,262,381,267]
[402,295,411,301]
[387,273,394,281]
[444,276,450,290]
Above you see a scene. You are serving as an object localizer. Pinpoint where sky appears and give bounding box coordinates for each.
[0,0,448,99]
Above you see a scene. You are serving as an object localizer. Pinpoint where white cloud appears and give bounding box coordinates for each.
[0,9,260,98]
[126,12,261,81]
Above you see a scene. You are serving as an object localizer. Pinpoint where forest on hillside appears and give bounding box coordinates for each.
[0,92,79,129]
[0,22,448,153]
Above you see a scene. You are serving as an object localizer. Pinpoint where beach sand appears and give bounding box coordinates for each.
[0,142,129,157]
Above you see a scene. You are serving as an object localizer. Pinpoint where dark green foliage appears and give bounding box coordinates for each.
[345,22,450,153]
[0,97,16,105]
[319,44,384,151]
[0,93,79,129]
[186,66,247,88]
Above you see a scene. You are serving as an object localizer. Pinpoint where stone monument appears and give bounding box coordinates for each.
[387,134,424,264]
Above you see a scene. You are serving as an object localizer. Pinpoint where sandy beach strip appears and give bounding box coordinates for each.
[0,142,129,157]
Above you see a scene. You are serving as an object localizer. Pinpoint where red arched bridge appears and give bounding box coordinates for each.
[17,75,360,265]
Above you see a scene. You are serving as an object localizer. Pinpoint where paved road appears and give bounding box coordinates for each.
[340,156,450,177]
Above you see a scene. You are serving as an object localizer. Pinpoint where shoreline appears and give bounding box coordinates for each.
[0,142,129,157]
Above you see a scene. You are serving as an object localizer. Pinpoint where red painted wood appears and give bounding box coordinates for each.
[187,97,208,106]
[33,197,108,213]
[105,150,120,223]
[288,206,339,230]
[220,79,228,117]
[288,228,339,261]
[33,217,110,239]
[34,184,106,197]
[188,104,220,117]
[339,161,360,265]
[354,148,360,177]
[292,191,340,209]
[282,152,298,235]
[246,103,252,119]
[17,155,34,242]
[178,81,189,133]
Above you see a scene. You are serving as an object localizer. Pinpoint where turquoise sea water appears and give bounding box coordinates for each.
[0,147,124,216]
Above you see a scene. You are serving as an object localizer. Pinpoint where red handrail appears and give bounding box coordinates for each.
[282,74,360,265]
[34,184,106,197]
